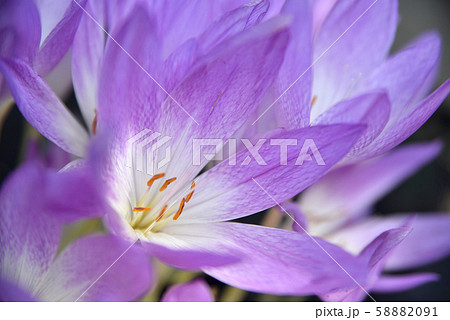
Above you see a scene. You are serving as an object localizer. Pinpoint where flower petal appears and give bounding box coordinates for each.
[0,58,89,157]
[0,0,41,62]
[153,0,247,58]
[97,5,162,139]
[313,92,391,160]
[177,124,364,223]
[202,223,369,296]
[324,213,450,290]
[361,79,450,159]
[161,279,214,302]
[311,0,398,119]
[0,278,37,302]
[34,0,87,75]
[371,273,439,294]
[41,235,153,301]
[141,224,241,270]
[299,141,442,235]
[321,226,411,301]
[354,32,441,120]
[382,214,450,271]
[198,0,270,54]
[272,0,312,128]
[72,0,107,130]
[158,17,290,180]
[0,162,61,296]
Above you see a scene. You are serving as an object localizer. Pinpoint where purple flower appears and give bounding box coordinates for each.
[0,0,86,114]
[286,142,450,301]
[0,1,372,296]
[0,160,153,301]
[161,279,214,302]
[256,0,449,162]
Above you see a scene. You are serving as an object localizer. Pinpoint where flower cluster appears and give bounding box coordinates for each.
[0,0,449,302]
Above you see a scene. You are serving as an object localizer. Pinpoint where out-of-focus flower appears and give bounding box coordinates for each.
[254,0,449,162]
[161,279,214,302]
[0,0,85,118]
[0,158,154,301]
[284,141,450,301]
[0,0,371,296]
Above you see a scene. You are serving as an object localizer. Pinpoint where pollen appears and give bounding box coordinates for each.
[159,177,177,192]
[91,109,98,135]
[155,205,168,222]
[185,190,194,203]
[147,173,165,187]
[133,206,151,212]
[173,198,186,220]
[311,95,318,108]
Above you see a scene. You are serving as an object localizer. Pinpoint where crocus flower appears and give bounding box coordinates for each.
[0,0,372,296]
[161,279,214,302]
[284,141,450,301]
[0,159,153,301]
[0,0,86,118]
[252,0,449,162]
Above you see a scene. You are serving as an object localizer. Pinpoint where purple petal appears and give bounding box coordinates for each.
[313,92,391,160]
[361,79,450,159]
[0,58,89,157]
[141,223,241,270]
[34,0,87,75]
[0,278,36,302]
[202,223,369,296]
[312,0,338,35]
[299,141,442,234]
[272,0,312,128]
[372,273,439,294]
[0,0,41,62]
[311,0,398,119]
[281,201,309,233]
[153,0,247,58]
[0,162,61,293]
[354,32,441,119]
[44,235,153,301]
[72,0,107,130]
[97,5,162,139]
[177,124,364,223]
[161,279,214,302]
[153,17,291,180]
[383,214,450,271]
[198,0,270,54]
[321,226,411,301]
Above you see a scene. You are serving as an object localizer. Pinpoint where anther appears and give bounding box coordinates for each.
[133,206,151,212]
[155,205,168,222]
[185,190,194,203]
[311,95,318,108]
[191,181,195,189]
[160,177,177,192]
[173,198,186,220]
[91,109,98,135]
[147,173,165,187]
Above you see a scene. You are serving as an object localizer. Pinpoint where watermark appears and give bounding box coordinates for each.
[126,130,325,175]
[126,129,172,175]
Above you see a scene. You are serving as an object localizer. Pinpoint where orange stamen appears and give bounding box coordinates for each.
[133,206,151,212]
[311,95,318,108]
[185,190,194,203]
[155,205,168,222]
[147,173,165,187]
[173,198,186,220]
[191,181,195,189]
[91,110,98,135]
[160,177,177,192]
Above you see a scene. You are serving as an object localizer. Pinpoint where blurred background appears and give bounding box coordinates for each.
[0,0,449,301]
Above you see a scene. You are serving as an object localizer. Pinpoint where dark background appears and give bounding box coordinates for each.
[0,0,449,302]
